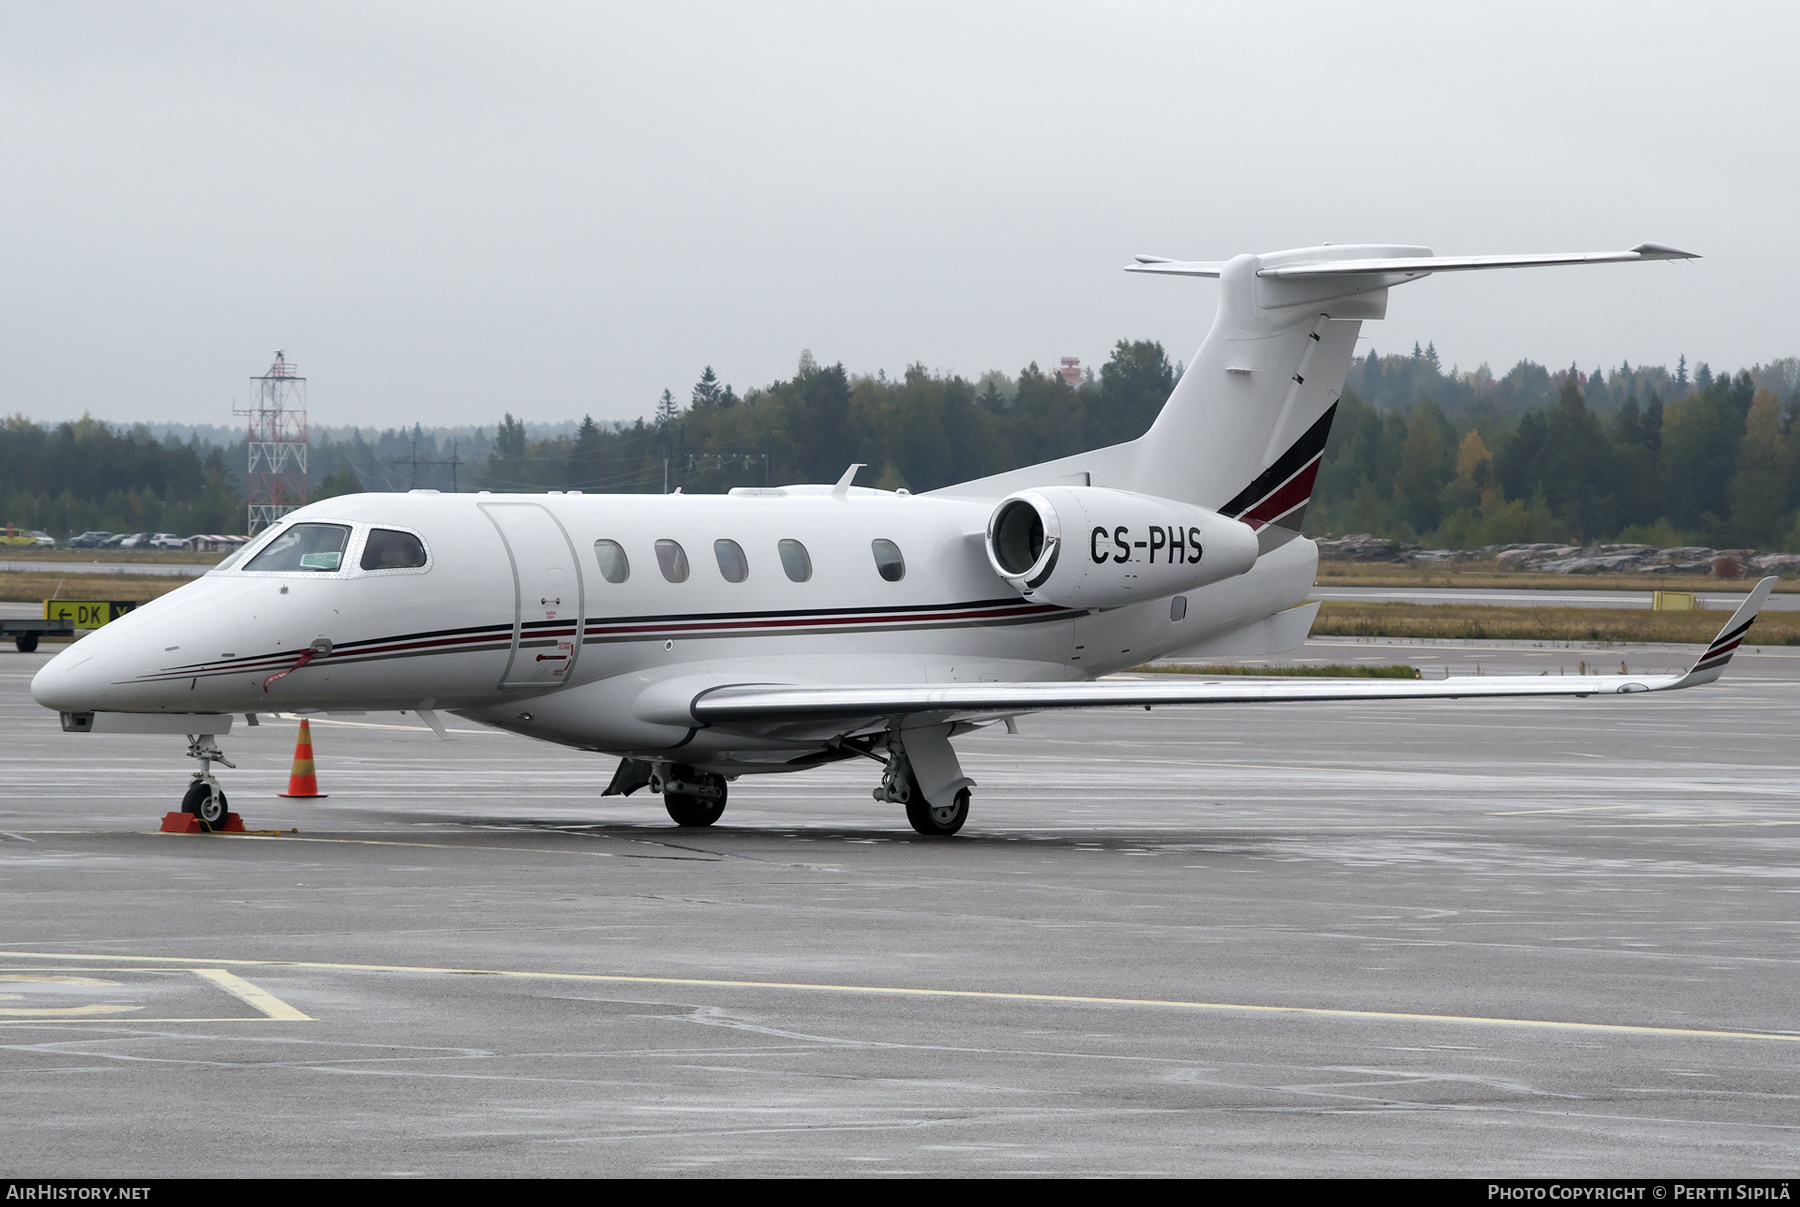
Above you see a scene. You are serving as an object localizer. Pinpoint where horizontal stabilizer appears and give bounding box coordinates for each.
[1125,242,1698,281]
[1126,258,1225,278]
[1256,242,1699,279]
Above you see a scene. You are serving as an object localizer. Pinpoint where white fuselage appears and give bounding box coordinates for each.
[31,487,1314,772]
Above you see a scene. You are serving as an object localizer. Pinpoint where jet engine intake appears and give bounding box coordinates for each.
[985,486,1258,608]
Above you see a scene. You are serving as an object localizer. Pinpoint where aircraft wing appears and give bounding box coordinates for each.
[676,578,1774,734]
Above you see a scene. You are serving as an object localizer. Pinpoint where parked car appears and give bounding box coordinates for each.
[67,531,113,549]
[1,525,54,547]
[146,533,192,550]
[188,534,250,553]
[111,532,152,549]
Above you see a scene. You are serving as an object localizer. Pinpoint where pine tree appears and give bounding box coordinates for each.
[1615,395,1643,445]
[655,389,679,428]
[495,413,526,460]
[567,414,605,488]
[692,366,723,410]
[1644,394,1664,468]
[1728,392,1789,548]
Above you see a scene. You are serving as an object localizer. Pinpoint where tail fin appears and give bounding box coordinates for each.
[1127,246,1408,552]
[933,241,1696,530]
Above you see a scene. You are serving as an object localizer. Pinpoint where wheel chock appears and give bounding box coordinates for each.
[159,812,248,834]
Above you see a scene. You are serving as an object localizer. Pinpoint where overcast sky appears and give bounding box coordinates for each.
[2,2,1794,429]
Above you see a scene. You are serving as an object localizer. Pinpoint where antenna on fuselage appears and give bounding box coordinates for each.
[831,463,866,499]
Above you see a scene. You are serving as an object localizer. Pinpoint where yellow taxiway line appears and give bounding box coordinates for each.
[191,967,315,1020]
[2,951,1796,1044]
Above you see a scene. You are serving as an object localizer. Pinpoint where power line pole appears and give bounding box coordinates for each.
[391,442,464,492]
[234,350,308,534]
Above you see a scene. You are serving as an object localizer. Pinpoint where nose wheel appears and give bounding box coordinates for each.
[181,779,231,832]
[182,733,237,833]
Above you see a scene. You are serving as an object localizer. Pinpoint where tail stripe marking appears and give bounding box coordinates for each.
[1219,402,1339,529]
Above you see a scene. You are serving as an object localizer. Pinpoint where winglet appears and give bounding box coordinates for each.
[1669,577,1776,687]
[1629,241,1701,260]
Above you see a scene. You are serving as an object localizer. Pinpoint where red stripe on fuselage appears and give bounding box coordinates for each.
[584,601,1061,637]
[131,602,1066,683]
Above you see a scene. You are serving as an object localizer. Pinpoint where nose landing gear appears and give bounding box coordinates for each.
[182,733,236,832]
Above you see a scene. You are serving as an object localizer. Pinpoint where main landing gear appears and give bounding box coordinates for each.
[183,733,236,832]
[874,750,970,837]
[653,764,728,828]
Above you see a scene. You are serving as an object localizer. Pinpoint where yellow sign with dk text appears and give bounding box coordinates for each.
[43,600,137,629]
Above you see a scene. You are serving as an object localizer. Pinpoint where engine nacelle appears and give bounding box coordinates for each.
[985,486,1259,608]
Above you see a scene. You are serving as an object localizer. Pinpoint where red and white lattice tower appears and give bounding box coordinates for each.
[234,350,309,534]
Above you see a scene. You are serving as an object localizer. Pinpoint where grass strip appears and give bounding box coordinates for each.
[1133,663,1421,678]
[1313,561,1798,593]
[1312,601,1800,645]
[0,571,194,606]
[0,548,223,565]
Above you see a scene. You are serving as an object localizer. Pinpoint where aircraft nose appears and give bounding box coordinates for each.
[30,641,115,713]
[29,594,245,714]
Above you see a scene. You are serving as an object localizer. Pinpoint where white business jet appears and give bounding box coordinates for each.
[32,240,1774,836]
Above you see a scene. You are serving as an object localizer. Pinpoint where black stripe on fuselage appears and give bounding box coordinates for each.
[128,598,1072,683]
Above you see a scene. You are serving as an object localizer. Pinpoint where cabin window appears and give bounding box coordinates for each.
[714,539,749,583]
[655,539,689,583]
[871,538,905,582]
[1170,595,1188,622]
[778,539,812,583]
[593,539,630,584]
[360,528,427,571]
[244,523,351,573]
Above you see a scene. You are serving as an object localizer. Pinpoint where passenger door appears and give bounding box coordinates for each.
[479,501,584,689]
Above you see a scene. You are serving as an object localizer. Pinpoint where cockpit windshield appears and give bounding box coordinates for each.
[242,523,352,573]
[207,544,252,573]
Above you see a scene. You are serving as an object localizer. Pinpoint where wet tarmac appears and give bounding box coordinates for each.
[2,639,1797,1177]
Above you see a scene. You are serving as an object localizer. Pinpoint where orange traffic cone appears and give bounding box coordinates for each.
[277,718,329,799]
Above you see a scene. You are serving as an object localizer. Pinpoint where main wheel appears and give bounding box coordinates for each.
[15,634,38,653]
[181,780,230,832]
[664,778,727,827]
[905,786,969,836]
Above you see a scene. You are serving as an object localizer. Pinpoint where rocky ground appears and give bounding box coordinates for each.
[1313,533,1800,577]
